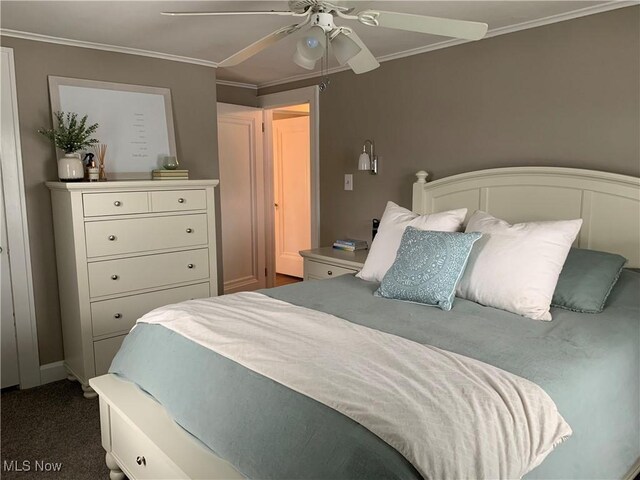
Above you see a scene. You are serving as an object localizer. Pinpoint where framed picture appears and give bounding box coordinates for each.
[48,76,177,179]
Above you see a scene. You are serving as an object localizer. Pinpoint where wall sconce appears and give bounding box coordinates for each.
[358,139,378,175]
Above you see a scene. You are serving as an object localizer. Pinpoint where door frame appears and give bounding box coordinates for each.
[0,46,40,388]
[258,86,320,288]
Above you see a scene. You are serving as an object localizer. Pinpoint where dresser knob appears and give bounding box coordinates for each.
[187,263,194,269]
[136,456,146,466]
[108,235,116,241]
[177,198,185,204]
[113,201,121,207]
[327,270,333,276]
[186,228,193,233]
[111,274,119,280]
[114,313,122,319]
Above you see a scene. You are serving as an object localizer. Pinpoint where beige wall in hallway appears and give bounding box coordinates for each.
[0,36,221,365]
[259,6,640,247]
[217,83,258,107]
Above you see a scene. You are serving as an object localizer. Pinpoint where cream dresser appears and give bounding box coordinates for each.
[46,180,218,398]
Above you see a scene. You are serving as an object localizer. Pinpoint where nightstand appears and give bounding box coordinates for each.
[299,247,368,281]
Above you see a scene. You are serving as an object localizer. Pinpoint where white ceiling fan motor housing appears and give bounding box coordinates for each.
[311,12,336,32]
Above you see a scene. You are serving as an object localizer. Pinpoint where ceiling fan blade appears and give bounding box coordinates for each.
[344,31,379,74]
[218,25,301,67]
[360,10,488,41]
[162,10,297,17]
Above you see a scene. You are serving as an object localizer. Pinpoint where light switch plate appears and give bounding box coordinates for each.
[344,174,353,191]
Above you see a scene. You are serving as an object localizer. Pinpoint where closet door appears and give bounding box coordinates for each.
[217,103,266,294]
[0,164,20,389]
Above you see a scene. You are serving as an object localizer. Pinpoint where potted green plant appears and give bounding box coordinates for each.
[39,111,99,182]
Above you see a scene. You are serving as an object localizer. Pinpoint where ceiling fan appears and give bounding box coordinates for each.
[162,1,488,75]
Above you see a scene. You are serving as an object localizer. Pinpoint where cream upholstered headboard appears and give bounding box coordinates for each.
[412,167,640,267]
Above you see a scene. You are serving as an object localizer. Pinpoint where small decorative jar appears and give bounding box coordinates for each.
[163,155,179,170]
[58,153,84,182]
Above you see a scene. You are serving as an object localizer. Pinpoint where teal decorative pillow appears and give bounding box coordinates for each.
[552,248,627,313]
[375,227,482,311]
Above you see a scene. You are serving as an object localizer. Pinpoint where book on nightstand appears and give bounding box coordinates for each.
[333,238,368,251]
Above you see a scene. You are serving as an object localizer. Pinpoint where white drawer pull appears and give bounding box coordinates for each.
[187,263,194,269]
[186,228,193,233]
[114,313,122,319]
[111,274,119,280]
[113,201,121,207]
[327,270,333,276]
[177,198,185,204]
[136,456,146,466]
[108,235,116,241]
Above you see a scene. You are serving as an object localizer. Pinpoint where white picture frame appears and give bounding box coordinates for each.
[48,76,177,180]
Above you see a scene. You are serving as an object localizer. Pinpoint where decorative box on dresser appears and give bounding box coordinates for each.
[46,180,218,398]
[299,247,367,280]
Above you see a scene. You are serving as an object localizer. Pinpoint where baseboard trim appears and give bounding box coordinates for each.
[39,361,67,385]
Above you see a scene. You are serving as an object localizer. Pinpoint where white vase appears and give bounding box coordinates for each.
[57,153,84,182]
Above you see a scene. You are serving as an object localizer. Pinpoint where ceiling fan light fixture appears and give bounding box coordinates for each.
[293,49,317,70]
[331,31,362,66]
[296,25,326,61]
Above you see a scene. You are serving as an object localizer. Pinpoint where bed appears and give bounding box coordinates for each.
[90,166,640,480]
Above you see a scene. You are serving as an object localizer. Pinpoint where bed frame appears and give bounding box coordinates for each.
[413,167,640,267]
[91,167,640,479]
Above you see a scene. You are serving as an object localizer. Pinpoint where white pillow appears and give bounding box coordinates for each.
[456,211,583,321]
[356,202,467,282]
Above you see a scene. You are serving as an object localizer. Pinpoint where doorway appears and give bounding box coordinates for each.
[260,86,320,288]
[271,104,311,282]
[217,86,319,292]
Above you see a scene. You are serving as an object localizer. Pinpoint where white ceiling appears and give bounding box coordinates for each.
[0,1,629,87]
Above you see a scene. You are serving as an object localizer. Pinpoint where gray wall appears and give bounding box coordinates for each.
[260,7,640,247]
[0,36,221,365]
[217,83,258,107]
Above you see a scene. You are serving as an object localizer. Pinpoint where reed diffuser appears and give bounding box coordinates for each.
[94,144,107,181]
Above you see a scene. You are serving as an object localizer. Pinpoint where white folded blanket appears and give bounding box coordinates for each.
[138,292,571,479]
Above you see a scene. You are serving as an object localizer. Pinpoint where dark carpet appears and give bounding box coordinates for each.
[1,380,106,479]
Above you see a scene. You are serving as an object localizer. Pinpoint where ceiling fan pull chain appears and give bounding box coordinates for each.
[319,33,330,92]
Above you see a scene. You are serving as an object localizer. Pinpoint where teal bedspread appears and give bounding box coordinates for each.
[110,270,640,479]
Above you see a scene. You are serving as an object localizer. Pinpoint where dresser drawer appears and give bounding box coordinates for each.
[150,189,206,212]
[88,249,210,297]
[94,334,127,376]
[83,192,149,217]
[91,282,210,337]
[304,259,358,280]
[111,409,184,479]
[85,214,208,258]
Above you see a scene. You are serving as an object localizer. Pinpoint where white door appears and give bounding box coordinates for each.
[0,164,20,389]
[273,116,311,278]
[217,103,266,294]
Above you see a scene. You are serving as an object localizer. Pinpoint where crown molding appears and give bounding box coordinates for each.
[256,0,638,89]
[0,29,219,68]
[216,79,258,90]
